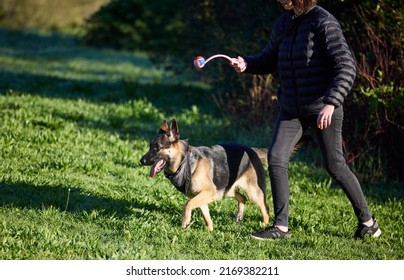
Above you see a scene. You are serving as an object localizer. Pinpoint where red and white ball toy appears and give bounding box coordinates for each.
[193,54,235,69]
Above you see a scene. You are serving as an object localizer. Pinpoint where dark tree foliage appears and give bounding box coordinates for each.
[321,0,404,180]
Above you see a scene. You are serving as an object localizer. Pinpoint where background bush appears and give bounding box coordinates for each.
[321,0,403,180]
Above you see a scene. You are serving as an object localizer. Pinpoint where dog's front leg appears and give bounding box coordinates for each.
[182,204,192,229]
[182,192,215,230]
[199,204,213,231]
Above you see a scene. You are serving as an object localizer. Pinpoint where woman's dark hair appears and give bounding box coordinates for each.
[278,0,318,13]
[292,0,317,12]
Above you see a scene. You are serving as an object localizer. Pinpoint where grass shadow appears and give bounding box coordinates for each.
[0,28,218,117]
[0,28,150,66]
[0,180,167,220]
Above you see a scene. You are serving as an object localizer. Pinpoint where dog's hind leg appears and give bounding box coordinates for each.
[234,191,246,223]
[224,186,246,223]
[240,171,270,224]
[246,186,270,224]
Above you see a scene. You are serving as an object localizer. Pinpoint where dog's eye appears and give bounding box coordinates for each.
[160,143,171,149]
[152,142,166,151]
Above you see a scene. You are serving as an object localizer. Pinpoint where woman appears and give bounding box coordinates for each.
[231,0,381,240]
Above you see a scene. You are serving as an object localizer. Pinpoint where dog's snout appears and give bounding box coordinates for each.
[140,153,154,165]
[140,156,147,165]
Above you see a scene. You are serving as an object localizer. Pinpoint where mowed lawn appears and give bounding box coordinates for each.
[0,28,402,260]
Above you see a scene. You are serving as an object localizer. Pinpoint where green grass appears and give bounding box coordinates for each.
[0,28,403,260]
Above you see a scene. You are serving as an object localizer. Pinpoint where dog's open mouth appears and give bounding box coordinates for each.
[150,159,167,178]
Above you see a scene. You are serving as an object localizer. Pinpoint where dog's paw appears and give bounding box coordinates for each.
[182,222,191,229]
[235,214,244,223]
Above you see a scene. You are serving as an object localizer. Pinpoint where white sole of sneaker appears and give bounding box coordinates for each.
[372,228,382,238]
[250,233,292,240]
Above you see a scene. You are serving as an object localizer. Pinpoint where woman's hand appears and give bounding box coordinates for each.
[317,104,335,129]
[230,56,247,73]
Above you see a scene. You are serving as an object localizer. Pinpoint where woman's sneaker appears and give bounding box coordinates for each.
[251,225,292,240]
[354,216,382,239]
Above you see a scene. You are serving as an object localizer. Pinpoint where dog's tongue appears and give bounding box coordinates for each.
[149,159,166,178]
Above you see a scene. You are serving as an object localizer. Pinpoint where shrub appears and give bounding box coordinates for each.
[334,0,404,180]
[82,0,185,51]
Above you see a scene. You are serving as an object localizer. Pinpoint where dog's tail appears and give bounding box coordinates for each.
[252,135,315,164]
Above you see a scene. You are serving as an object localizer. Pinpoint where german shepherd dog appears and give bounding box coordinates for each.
[140,119,270,231]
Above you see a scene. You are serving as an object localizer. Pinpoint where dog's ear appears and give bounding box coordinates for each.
[168,119,179,142]
[159,120,169,134]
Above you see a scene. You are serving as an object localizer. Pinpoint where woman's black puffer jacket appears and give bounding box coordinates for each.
[243,5,356,116]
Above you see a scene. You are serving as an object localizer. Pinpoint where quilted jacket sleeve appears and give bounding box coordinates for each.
[319,16,356,107]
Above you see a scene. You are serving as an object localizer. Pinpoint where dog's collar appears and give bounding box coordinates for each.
[164,144,192,194]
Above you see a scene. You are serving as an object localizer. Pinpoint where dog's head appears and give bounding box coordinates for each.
[140,119,180,178]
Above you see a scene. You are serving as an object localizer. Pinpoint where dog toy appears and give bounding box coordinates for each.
[193,54,235,69]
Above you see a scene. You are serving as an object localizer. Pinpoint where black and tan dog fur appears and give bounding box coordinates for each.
[140,119,270,231]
